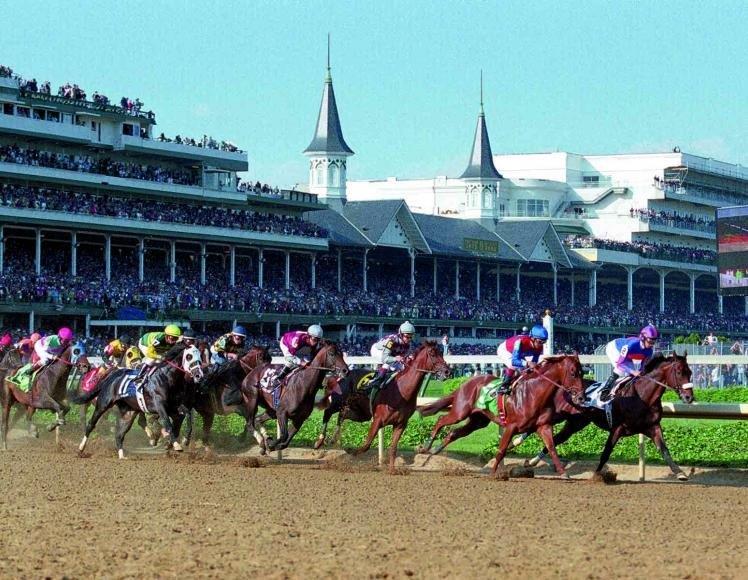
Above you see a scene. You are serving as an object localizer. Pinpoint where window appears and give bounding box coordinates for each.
[583,175,600,184]
[16,106,30,118]
[330,165,338,186]
[122,123,134,136]
[33,109,45,120]
[2,103,13,115]
[516,199,549,217]
[91,121,97,131]
[316,167,323,185]
[47,110,60,122]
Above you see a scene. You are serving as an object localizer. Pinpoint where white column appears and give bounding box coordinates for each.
[275,320,281,339]
[310,254,316,289]
[35,228,41,275]
[589,269,597,307]
[28,311,35,334]
[85,314,91,338]
[409,250,415,298]
[138,238,144,282]
[363,249,369,292]
[70,232,77,277]
[570,272,575,306]
[718,294,723,314]
[495,263,500,301]
[284,251,290,290]
[627,267,634,311]
[659,270,666,313]
[432,257,437,295]
[455,260,460,299]
[516,264,521,302]
[169,241,176,283]
[258,248,264,289]
[542,311,554,356]
[552,263,558,306]
[105,234,111,281]
[744,296,748,316]
[689,274,696,314]
[337,248,342,292]
[229,246,236,287]
[476,262,481,301]
[200,243,206,286]
[0,225,3,274]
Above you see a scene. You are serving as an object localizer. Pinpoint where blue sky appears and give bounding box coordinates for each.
[3,0,746,187]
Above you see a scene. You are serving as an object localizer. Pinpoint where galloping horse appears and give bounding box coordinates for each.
[1,346,82,449]
[528,352,694,480]
[242,340,348,452]
[180,345,271,448]
[422,355,585,477]
[77,344,203,458]
[347,341,452,472]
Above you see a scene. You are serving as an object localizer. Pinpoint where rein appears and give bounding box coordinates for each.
[527,360,579,396]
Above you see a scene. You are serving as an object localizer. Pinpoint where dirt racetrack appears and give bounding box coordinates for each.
[1,428,746,579]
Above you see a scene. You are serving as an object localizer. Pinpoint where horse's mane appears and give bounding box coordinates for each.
[642,352,667,374]
[412,340,438,356]
[246,344,272,363]
[162,342,187,362]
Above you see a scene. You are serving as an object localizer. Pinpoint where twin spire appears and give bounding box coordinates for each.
[460,71,502,180]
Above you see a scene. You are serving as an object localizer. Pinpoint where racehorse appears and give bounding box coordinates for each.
[179,345,271,448]
[1,346,81,449]
[420,355,586,477]
[418,356,584,466]
[527,352,694,480]
[345,341,451,472]
[242,340,348,452]
[76,344,203,459]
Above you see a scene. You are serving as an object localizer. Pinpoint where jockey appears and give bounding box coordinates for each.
[14,327,74,382]
[367,321,416,396]
[16,332,41,363]
[0,332,12,351]
[495,325,548,394]
[600,324,659,401]
[210,325,247,366]
[104,334,131,366]
[273,324,324,389]
[136,325,182,387]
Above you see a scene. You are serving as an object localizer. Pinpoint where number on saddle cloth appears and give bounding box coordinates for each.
[584,376,631,410]
[356,372,376,392]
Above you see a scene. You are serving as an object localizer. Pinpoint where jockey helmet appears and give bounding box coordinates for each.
[0,333,12,348]
[399,321,416,336]
[232,325,247,338]
[521,326,530,335]
[640,324,659,340]
[529,325,548,342]
[164,325,182,338]
[58,327,74,341]
[307,324,324,338]
[120,334,131,345]
[30,333,42,343]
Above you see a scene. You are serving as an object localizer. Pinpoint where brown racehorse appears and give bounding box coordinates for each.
[347,341,451,472]
[528,352,694,480]
[1,346,80,449]
[179,346,271,448]
[419,355,586,477]
[242,340,349,452]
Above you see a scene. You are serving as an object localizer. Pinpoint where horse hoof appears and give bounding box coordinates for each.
[47,423,57,432]
[259,448,267,456]
[181,438,189,447]
[313,437,324,450]
[117,449,126,460]
[676,472,689,481]
[172,442,183,452]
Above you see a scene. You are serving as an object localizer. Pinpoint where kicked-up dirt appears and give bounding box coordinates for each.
[0,427,746,579]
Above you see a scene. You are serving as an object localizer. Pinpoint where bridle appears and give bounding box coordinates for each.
[160,347,203,380]
[527,356,584,399]
[640,357,693,394]
[305,345,348,378]
[410,347,450,379]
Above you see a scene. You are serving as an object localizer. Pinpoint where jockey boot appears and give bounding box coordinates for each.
[599,374,618,402]
[495,373,512,395]
[367,371,388,406]
[272,366,293,390]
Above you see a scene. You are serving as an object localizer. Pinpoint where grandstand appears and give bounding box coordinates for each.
[1,63,748,352]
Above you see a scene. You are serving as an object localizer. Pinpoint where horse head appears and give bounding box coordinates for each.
[317,340,349,379]
[537,354,586,405]
[408,340,451,380]
[240,345,272,373]
[657,352,694,404]
[163,344,204,382]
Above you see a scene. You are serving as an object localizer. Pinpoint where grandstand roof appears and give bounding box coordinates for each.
[459,106,502,180]
[413,213,523,261]
[305,209,373,247]
[303,69,354,156]
[342,200,431,253]
[494,220,582,268]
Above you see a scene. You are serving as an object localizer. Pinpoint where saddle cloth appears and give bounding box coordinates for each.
[584,376,631,410]
[475,379,501,415]
[6,364,41,393]
[113,370,149,413]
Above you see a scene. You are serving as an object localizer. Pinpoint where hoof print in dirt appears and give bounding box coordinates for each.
[509,465,534,478]
[493,470,510,481]
[592,471,617,484]
[240,457,262,468]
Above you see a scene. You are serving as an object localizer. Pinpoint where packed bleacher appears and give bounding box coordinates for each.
[629,208,715,232]
[564,235,715,265]
[155,133,242,153]
[0,183,326,238]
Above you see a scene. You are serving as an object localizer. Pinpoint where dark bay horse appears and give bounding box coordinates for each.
[242,340,348,452]
[347,341,451,472]
[528,352,694,480]
[76,344,203,459]
[421,355,585,477]
[180,346,271,448]
[1,346,80,449]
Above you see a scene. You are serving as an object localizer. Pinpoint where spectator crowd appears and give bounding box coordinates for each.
[565,235,715,265]
[629,208,715,232]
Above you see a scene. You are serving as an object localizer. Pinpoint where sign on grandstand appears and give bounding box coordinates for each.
[463,238,499,254]
[717,205,748,296]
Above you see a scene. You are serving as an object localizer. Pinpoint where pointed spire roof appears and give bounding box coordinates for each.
[460,73,502,180]
[304,36,354,156]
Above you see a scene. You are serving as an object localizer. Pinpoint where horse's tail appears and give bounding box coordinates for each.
[418,392,455,417]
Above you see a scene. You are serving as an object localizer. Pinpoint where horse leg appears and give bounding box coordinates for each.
[154,402,181,452]
[387,423,406,473]
[351,415,383,456]
[536,423,568,477]
[527,418,586,467]
[25,406,39,438]
[201,411,214,450]
[490,425,517,475]
[331,411,344,447]
[79,402,88,430]
[277,417,300,451]
[314,406,333,449]
[114,408,139,460]
[594,425,626,477]
[79,399,111,453]
[1,390,11,450]
[432,414,490,456]
[268,409,288,452]
[647,424,688,480]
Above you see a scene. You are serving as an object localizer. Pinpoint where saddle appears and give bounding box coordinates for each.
[7,364,42,393]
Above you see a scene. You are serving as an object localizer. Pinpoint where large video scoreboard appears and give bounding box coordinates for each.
[717,205,748,296]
